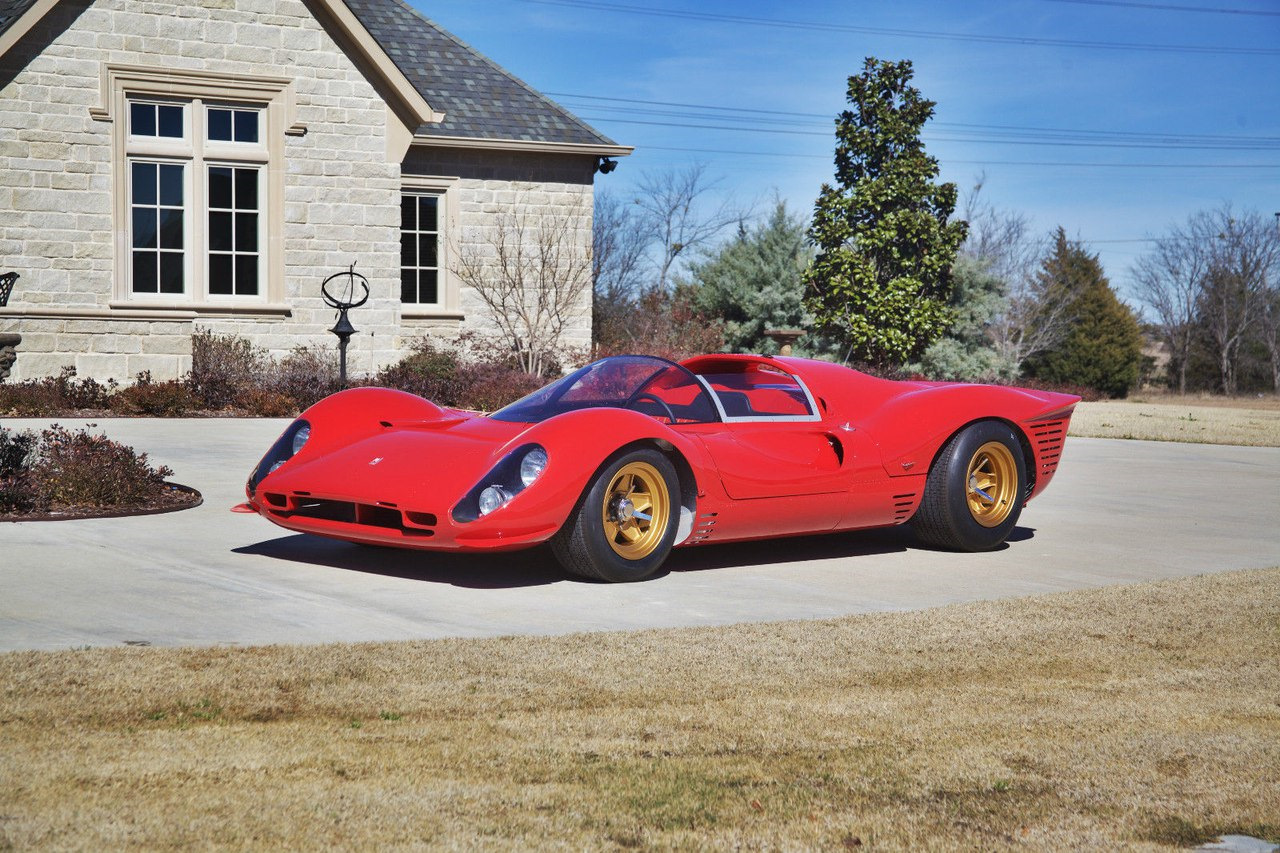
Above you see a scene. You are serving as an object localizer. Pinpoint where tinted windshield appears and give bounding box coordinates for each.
[490,355,719,424]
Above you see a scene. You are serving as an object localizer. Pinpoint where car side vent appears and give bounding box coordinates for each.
[892,492,919,523]
[689,512,718,544]
[1029,420,1067,478]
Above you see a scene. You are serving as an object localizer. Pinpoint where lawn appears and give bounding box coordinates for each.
[1070,393,1280,446]
[2,568,1277,850]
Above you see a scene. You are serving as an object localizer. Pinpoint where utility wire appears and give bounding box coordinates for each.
[516,0,1280,55]
[1043,0,1280,16]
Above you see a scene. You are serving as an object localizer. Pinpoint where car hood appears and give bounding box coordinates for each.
[259,415,527,511]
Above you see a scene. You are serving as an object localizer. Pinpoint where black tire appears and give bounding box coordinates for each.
[913,420,1027,552]
[551,448,681,582]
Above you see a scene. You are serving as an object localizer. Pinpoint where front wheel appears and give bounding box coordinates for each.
[913,421,1027,552]
[551,448,680,582]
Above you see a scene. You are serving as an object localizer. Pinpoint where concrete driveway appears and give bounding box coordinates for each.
[2,417,1278,652]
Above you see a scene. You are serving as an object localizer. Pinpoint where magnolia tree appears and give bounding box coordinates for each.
[804,57,968,367]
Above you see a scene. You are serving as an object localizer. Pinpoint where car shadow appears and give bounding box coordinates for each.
[232,535,567,589]
[233,524,1039,589]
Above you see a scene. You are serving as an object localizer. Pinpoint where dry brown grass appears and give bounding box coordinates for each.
[2,569,1278,851]
[1070,395,1280,446]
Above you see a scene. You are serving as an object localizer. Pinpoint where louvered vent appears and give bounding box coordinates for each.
[1030,420,1067,478]
[892,492,919,523]
[688,512,718,544]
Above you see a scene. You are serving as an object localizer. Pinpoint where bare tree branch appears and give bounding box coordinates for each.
[633,164,740,292]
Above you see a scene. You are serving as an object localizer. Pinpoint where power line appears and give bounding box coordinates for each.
[1043,0,1280,16]
[550,92,1280,147]
[516,0,1280,55]
[642,144,1280,170]
[581,115,1280,151]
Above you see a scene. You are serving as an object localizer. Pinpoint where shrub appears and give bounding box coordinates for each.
[268,346,341,410]
[113,371,200,416]
[189,329,267,410]
[452,362,544,412]
[28,424,174,508]
[0,366,115,416]
[0,428,39,513]
[374,338,465,404]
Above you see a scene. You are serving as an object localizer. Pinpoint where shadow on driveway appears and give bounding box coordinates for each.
[231,521,1035,589]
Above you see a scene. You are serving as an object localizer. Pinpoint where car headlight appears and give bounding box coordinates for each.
[519,447,548,487]
[452,443,548,523]
[478,485,514,516]
[291,424,311,456]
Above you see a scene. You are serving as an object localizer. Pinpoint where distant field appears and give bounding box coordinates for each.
[2,569,1277,850]
[1070,392,1280,446]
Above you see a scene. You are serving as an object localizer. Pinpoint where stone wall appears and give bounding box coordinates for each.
[0,1,598,383]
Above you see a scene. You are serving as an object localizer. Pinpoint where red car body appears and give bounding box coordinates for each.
[237,354,1078,579]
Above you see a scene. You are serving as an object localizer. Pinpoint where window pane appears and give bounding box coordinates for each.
[420,270,438,304]
[157,105,183,138]
[235,212,258,252]
[159,164,183,207]
[208,211,232,251]
[208,108,232,142]
[419,234,437,268]
[234,168,258,209]
[401,269,417,303]
[132,207,157,249]
[418,195,437,231]
[234,110,258,143]
[235,255,258,295]
[209,254,233,295]
[132,162,156,206]
[159,208,183,250]
[159,252,184,294]
[400,232,415,267]
[208,167,232,209]
[401,195,415,230]
[133,251,157,292]
[130,103,155,137]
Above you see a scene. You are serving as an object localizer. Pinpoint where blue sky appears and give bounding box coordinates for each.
[409,0,1280,304]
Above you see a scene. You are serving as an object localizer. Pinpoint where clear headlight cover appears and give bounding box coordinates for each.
[291,424,311,456]
[519,447,548,487]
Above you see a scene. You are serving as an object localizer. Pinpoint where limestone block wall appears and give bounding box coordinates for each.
[0,0,403,381]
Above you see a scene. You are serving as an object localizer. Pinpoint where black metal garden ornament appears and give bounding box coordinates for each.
[321,263,369,386]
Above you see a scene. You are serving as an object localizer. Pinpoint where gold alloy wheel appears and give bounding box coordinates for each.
[601,461,670,559]
[966,441,1019,528]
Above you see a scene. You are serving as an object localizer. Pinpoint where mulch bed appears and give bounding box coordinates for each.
[0,482,202,522]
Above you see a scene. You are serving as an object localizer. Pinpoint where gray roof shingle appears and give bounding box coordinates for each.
[342,0,618,146]
[0,0,42,37]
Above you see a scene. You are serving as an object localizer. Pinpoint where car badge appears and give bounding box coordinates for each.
[901,461,915,470]
[369,456,384,466]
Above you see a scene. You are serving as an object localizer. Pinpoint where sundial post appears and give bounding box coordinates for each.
[321,263,369,387]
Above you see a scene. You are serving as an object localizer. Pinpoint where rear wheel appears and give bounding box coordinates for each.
[913,421,1026,552]
[551,448,680,582]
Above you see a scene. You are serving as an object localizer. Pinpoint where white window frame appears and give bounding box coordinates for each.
[94,65,303,314]
[400,175,462,319]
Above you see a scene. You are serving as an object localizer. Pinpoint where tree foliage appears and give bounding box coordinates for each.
[804,57,968,367]
[909,256,1019,382]
[1026,229,1142,398]
[689,201,818,355]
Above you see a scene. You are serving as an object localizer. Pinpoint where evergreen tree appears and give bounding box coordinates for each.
[804,57,967,367]
[690,202,817,355]
[910,256,1019,381]
[1026,229,1143,397]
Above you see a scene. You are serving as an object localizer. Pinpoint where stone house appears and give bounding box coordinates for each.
[0,0,628,382]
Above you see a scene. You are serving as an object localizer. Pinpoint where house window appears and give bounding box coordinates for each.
[122,98,266,299]
[130,161,185,294]
[99,66,299,312]
[401,193,440,305]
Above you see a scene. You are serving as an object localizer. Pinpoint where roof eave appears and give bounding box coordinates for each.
[410,134,633,158]
[0,0,59,60]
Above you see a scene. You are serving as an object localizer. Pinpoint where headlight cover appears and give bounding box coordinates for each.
[247,419,311,492]
[453,444,548,523]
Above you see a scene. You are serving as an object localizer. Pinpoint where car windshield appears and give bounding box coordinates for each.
[490,355,719,424]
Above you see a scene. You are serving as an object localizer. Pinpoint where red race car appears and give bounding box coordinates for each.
[236,354,1078,582]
